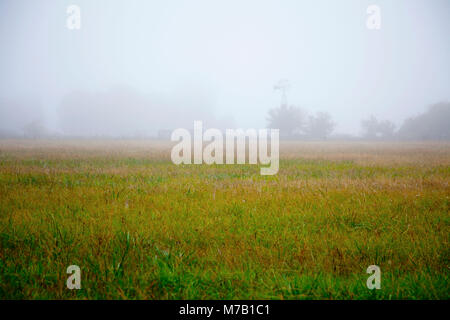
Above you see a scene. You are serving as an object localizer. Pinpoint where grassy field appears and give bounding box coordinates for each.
[0,139,449,299]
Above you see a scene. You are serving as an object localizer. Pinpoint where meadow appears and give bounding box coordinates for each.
[0,139,448,299]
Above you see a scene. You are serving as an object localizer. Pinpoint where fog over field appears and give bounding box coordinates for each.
[0,0,449,137]
[0,1,449,301]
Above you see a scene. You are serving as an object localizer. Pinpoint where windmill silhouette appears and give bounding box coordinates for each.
[273,79,290,108]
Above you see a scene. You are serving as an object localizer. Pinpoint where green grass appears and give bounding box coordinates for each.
[0,140,448,299]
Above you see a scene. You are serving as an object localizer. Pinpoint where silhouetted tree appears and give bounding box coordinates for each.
[398,102,450,140]
[305,112,335,139]
[361,115,395,139]
[267,105,304,138]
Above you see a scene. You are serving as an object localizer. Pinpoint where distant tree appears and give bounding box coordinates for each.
[361,115,395,139]
[0,98,44,136]
[378,119,395,138]
[23,120,47,138]
[267,105,305,138]
[305,112,336,139]
[398,102,450,140]
[361,115,378,139]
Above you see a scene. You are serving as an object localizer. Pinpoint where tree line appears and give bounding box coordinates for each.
[267,101,450,140]
[0,96,448,140]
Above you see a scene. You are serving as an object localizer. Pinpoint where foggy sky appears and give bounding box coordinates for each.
[0,0,449,136]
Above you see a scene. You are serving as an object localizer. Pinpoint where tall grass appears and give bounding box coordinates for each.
[0,140,448,299]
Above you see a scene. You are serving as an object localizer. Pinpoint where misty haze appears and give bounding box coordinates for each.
[0,0,449,138]
[0,0,449,302]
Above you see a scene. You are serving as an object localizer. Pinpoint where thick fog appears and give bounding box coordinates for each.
[0,0,449,137]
